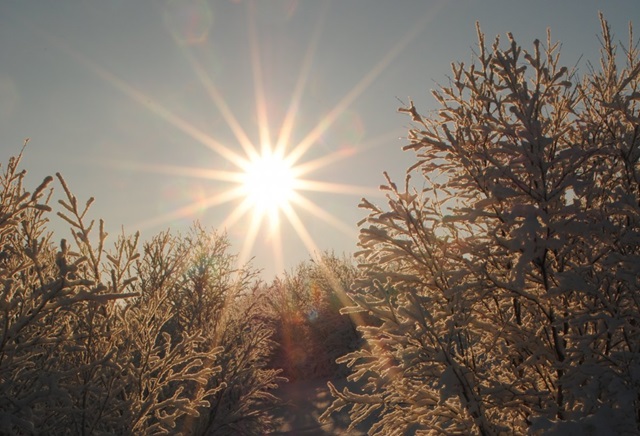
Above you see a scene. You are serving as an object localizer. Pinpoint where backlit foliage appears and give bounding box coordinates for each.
[267,252,360,381]
[323,16,640,435]
[0,148,282,434]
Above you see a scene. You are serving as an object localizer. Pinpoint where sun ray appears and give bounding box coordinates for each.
[94,159,244,183]
[313,255,367,328]
[281,202,320,256]
[176,47,259,161]
[247,2,271,155]
[289,191,354,237]
[291,129,402,178]
[290,147,357,178]
[286,10,434,166]
[137,186,246,231]
[219,197,254,231]
[96,68,246,168]
[296,179,381,197]
[46,32,249,170]
[274,1,328,156]
[267,216,285,274]
[237,208,264,267]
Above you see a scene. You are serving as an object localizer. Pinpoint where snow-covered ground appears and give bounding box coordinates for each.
[270,378,371,435]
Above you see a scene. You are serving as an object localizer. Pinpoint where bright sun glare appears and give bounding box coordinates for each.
[64,1,427,273]
[241,151,296,216]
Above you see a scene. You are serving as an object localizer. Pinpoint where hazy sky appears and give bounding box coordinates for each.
[1,0,637,278]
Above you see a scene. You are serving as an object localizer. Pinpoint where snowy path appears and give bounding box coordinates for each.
[269,378,369,435]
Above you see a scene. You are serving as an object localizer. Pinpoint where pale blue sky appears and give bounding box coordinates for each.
[1,1,637,278]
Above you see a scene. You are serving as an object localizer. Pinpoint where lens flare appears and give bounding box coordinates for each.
[163,0,213,46]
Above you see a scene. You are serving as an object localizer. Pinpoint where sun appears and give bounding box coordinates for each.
[69,1,426,274]
[241,150,296,218]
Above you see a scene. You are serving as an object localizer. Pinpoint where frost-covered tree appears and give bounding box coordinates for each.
[0,149,283,434]
[267,252,361,380]
[0,149,70,432]
[0,148,144,433]
[323,16,640,435]
[158,225,285,435]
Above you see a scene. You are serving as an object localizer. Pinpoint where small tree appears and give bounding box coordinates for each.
[267,252,361,380]
[323,16,640,435]
[0,148,147,433]
[160,225,285,435]
[0,148,70,433]
[0,149,283,434]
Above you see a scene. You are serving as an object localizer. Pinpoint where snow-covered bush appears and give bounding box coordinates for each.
[0,149,282,434]
[323,16,640,435]
[0,148,138,433]
[158,225,285,435]
[268,252,361,380]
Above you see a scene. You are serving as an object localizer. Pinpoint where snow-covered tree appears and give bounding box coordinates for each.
[267,252,361,380]
[322,16,640,435]
[0,149,283,434]
[159,225,285,435]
